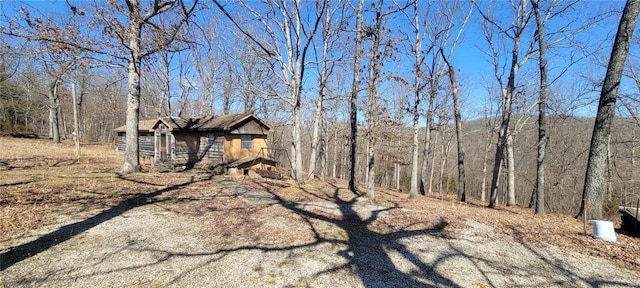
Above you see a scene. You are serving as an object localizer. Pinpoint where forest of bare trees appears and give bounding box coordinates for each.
[2,0,640,219]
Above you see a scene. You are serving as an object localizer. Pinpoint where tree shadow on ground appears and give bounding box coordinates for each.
[6,176,633,287]
[249,180,461,287]
[0,174,212,271]
[4,176,463,287]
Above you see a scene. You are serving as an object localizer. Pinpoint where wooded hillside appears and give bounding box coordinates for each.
[2,0,640,217]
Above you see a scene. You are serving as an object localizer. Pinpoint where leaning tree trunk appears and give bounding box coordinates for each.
[489,48,519,208]
[487,0,530,209]
[579,0,640,219]
[442,51,466,202]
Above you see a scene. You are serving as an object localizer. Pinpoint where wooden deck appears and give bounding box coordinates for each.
[619,206,640,234]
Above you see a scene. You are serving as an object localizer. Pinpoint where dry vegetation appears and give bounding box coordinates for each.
[1,136,639,284]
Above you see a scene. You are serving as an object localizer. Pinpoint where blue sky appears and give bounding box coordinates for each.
[1,0,633,122]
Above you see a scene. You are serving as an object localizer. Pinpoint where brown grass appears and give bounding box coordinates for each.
[1,136,639,273]
[0,137,195,240]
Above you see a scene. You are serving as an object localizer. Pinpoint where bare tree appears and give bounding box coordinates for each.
[529,0,602,213]
[6,10,84,143]
[363,0,386,200]
[42,56,76,143]
[5,0,199,172]
[404,0,426,198]
[308,2,344,180]
[532,0,548,214]
[437,1,472,202]
[441,49,466,202]
[477,0,536,208]
[124,1,197,172]
[579,0,640,219]
[349,0,365,193]
[214,0,326,185]
[417,1,462,196]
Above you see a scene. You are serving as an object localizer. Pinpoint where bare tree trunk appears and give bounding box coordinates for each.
[421,94,435,195]
[159,50,171,116]
[364,0,384,200]
[438,132,447,197]
[223,64,232,114]
[533,0,548,215]
[442,50,466,202]
[308,94,323,180]
[507,133,516,206]
[489,39,520,208]
[76,76,85,141]
[357,154,362,184]
[606,134,613,199]
[332,129,338,178]
[366,136,375,199]
[340,139,346,179]
[480,0,531,208]
[629,130,636,206]
[47,78,60,143]
[393,160,400,190]
[428,130,437,195]
[579,0,640,219]
[481,127,492,202]
[409,0,422,198]
[59,98,67,139]
[121,1,143,174]
[291,89,304,185]
[349,0,364,194]
[308,4,335,181]
[489,116,510,208]
[319,117,327,181]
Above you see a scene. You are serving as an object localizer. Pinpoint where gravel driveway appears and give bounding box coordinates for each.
[1,178,638,288]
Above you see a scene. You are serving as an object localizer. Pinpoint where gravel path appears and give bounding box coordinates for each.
[1,181,639,288]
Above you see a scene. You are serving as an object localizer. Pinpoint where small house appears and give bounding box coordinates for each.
[114,113,276,174]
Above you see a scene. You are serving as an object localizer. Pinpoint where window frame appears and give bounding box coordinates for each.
[241,135,253,150]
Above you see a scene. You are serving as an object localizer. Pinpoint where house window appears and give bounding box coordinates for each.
[241,135,253,150]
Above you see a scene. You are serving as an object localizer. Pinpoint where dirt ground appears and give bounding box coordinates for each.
[1,137,639,287]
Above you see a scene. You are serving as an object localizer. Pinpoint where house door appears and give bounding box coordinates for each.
[160,133,167,162]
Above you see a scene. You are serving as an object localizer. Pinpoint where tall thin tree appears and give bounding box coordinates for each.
[349,0,365,194]
[532,0,548,215]
[441,49,466,202]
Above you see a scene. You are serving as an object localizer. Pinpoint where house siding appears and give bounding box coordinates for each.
[223,134,268,163]
[173,132,201,165]
[198,133,224,164]
[116,132,154,157]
